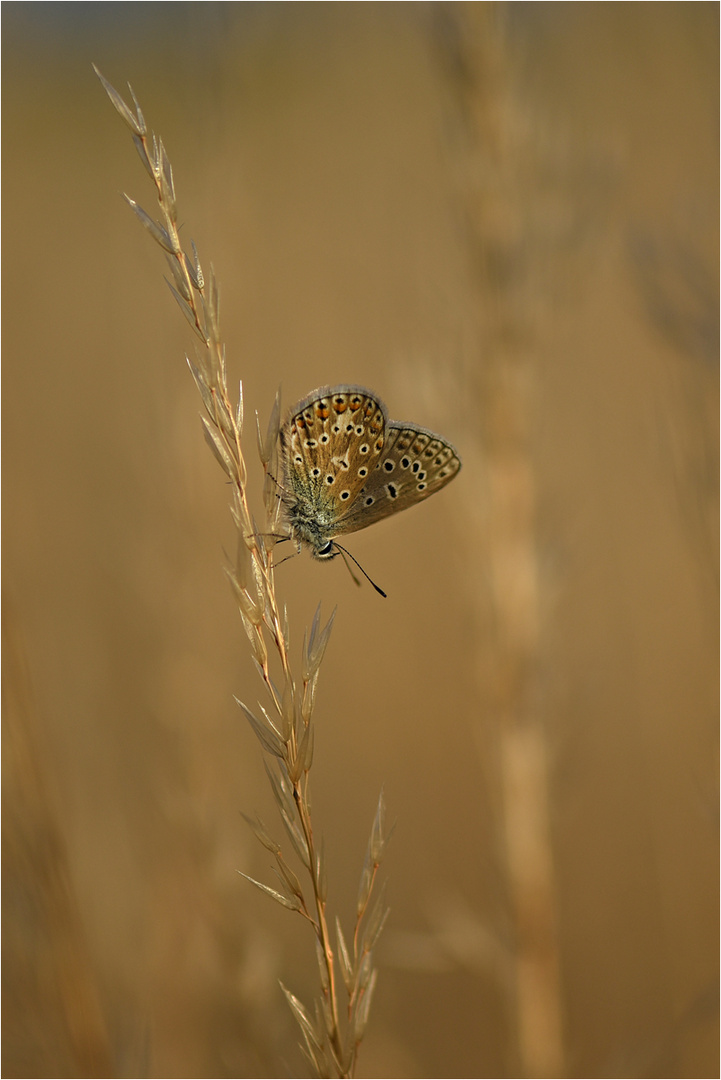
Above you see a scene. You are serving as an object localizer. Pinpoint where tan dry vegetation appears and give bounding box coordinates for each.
[2,4,718,1078]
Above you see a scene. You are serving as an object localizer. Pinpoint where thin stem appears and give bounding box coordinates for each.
[294,784,345,1068]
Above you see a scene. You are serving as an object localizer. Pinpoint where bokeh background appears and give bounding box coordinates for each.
[3,4,718,1077]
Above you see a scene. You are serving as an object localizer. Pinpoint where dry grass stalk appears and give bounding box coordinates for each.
[94,66,390,1078]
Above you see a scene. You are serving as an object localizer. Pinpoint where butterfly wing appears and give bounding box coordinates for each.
[332,422,461,535]
[281,386,389,514]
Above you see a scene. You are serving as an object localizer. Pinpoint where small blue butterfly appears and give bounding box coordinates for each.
[278,385,461,563]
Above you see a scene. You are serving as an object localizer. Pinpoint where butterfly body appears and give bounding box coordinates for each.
[278,385,461,560]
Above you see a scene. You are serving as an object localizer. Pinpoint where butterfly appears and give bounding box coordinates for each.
[277,385,461,572]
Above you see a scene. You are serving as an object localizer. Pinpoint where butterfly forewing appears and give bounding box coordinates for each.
[284,387,388,512]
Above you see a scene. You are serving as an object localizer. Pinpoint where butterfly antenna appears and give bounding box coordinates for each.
[335,544,387,598]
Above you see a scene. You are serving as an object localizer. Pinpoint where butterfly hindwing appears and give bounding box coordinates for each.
[333,422,461,535]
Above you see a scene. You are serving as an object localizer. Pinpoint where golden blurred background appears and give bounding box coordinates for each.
[2,4,718,1077]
